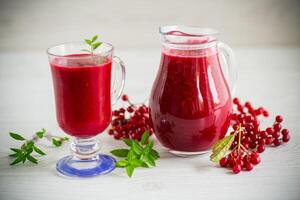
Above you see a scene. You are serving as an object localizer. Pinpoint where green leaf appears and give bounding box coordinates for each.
[10,154,25,165]
[22,156,26,163]
[10,148,22,153]
[210,135,235,163]
[116,160,128,168]
[26,154,38,164]
[26,141,34,149]
[145,155,156,167]
[130,159,149,168]
[52,138,62,147]
[36,128,46,139]
[85,39,92,45]
[126,165,134,177]
[132,141,143,155]
[212,134,234,153]
[150,149,160,160]
[127,150,136,161]
[140,161,149,168]
[141,130,150,145]
[63,137,70,141]
[92,42,102,50]
[91,35,98,43]
[144,140,154,155]
[110,149,129,157]
[123,139,132,147]
[26,146,33,154]
[147,140,154,149]
[9,153,18,157]
[33,145,46,156]
[9,132,25,141]
[130,159,142,167]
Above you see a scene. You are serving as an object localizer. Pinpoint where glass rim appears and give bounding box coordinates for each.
[46,41,114,58]
[159,25,219,37]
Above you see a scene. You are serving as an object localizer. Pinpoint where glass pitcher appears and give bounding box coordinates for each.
[149,25,237,157]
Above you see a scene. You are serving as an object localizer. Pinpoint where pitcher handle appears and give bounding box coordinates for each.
[217,42,237,94]
[111,56,126,105]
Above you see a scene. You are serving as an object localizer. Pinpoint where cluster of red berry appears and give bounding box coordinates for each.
[219,98,290,174]
[108,94,154,141]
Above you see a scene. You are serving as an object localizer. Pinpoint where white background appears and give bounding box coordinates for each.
[0,1,300,200]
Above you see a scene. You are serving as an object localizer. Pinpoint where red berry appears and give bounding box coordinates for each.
[245,102,252,108]
[257,145,265,153]
[121,94,128,101]
[260,131,268,138]
[251,151,259,157]
[273,138,281,146]
[281,129,289,136]
[245,115,253,123]
[243,136,251,143]
[232,164,242,174]
[262,110,269,117]
[275,115,283,123]
[228,157,237,168]
[233,98,240,105]
[244,162,253,171]
[250,154,261,165]
[233,124,239,130]
[258,138,266,145]
[272,131,280,139]
[119,108,125,113]
[112,110,119,116]
[266,137,273,145]
[219,157,228,168]
[266,127,274,135]
[108,129,114,135]
[236,159,244,167]
[282,135,290,143]
[249,142,257,149]
[127,106,134,113]
[273,123,282,132]
[243,143,249,150]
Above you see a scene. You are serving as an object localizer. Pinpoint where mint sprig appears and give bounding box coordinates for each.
[82,35,103,55]
[9,129,69,165]
[110,131,160,177]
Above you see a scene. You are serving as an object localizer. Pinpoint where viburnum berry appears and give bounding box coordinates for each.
[275,115,283,123]
[121,94,128,101]
[232,164,242,174]
[244,162,253,171]
[222,98,291,175]
[273,123,282,132]
[273,138,281,146]
[250,154,261,165]
[233,98,240,105]
[257,145,265,153]
[108,94,154,141]
[219,157,228,168]
[282,135,290,143]
[281,129,289,136]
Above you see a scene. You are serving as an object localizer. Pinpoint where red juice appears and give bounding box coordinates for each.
[149,48,232,152]
[50,54,112,137]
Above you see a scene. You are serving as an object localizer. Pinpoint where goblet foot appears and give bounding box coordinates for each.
[56,154,116,177]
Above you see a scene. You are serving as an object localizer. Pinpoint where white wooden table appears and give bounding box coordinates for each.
[0,47,299,200]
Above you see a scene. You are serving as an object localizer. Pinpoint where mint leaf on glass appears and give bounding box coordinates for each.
[82,35,103,55]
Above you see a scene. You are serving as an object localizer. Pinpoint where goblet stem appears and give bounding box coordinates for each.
[70,137,101,160]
